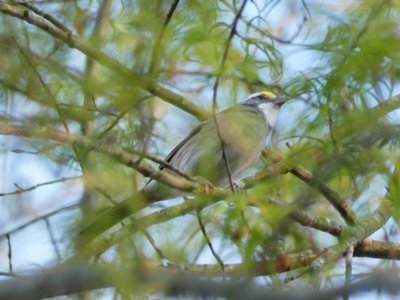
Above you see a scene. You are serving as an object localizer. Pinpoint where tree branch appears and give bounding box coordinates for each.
[148,0,181,73]
[0,175,81,197]
[354,238,400,260]
[0,2,210,120]
[211,0,248,192]
[0,203,79,239]
[261,148,358,225]
[0,124,225,199]
[309,197,391,273]
[88,195,341,256]
[1,260,399,300]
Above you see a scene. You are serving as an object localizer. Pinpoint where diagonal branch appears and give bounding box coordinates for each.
[0,124,225,198]
[0,175,81,197]
[261,148,358,225]
[0,2,210,120]
[0,123,385,247]
[309,196,391,273]
[17,1,73,34]
[0,203,79,239]
[289,164,358,225]
[211,0,248,191]
[148,0,181,74]
[89,195,344,256]
[196,210,226,280]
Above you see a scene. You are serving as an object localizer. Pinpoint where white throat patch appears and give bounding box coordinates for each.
[258,102,279,128]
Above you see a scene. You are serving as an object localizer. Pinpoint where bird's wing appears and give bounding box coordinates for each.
[163,106,242,165]
[162,123,203,167]
[143,122,204,188]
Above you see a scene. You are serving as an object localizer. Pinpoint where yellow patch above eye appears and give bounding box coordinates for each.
[261,91,277,99]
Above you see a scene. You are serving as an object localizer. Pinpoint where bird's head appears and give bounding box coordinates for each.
[242,91,285,108]
[242,91,285,128]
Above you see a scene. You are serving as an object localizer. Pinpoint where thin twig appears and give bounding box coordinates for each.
[131,151,194,181]
[97,95,152,139]
[13,39,71,133]
[0,203,79,239]
[196,210,226,280]
[289,165,357,225]
[221,0,309,46]
[79,0,114,224]
[212,0,248,192]
[89,194,346,256]
[261,148,358,225]
[0,176,81,197]
[0,3,210,120]
[149,0,181,73]
[81,0,113,129]
[105,113,197,180]
[0,124,224,198]
[343,246,354,300]
[14,37,89,187]
[324,0,389,88]
[142,229,168,261]
[17,1,73,34]
[45,218,62,262]
[328,107,339,154]
[6,234,13,273]
[308,197,391,275]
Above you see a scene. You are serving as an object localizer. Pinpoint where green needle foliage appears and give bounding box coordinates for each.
[0,0,400,299]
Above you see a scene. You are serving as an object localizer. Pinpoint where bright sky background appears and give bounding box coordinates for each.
[0,1,399,299]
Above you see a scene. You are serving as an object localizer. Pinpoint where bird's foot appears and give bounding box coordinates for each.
[233,180,245,191]
[194,176,215,194]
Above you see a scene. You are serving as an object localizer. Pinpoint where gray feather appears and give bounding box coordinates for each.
[145,95,283,200]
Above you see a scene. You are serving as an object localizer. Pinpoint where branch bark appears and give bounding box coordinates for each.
[0,124,224,197]
[1,258,399,300]
[261,148,358,225]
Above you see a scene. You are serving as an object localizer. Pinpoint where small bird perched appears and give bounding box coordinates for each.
[81,91,285,238]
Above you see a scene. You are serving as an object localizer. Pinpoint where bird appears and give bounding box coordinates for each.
[81,91,285,239]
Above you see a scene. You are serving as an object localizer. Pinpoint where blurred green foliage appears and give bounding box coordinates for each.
[1,0,400,298]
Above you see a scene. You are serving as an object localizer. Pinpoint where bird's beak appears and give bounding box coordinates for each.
[272,97,286,107]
